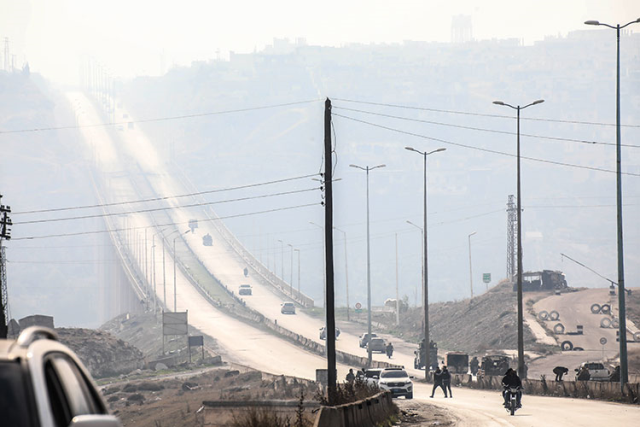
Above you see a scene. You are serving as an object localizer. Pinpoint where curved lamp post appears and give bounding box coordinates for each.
[493,98,544,379]
[584,17,639,391]
[350,163,385,366]
[404,147,445,380]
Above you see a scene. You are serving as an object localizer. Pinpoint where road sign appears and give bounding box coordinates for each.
[355,302,362,309]
[483,273,491,283]
[600,337,607,345]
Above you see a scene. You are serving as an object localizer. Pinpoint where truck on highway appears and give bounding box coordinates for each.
[414,340,438,370]
[446,352,469,374]
[518,270,567,292]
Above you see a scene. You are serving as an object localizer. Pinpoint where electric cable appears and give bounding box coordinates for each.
[334,113,640,177]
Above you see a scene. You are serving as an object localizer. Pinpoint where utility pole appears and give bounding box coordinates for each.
[1,194,13,339]
[324,98,337,403]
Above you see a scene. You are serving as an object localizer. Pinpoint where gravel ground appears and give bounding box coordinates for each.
[395,399,457,426]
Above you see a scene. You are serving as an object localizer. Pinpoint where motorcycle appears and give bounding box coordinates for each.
[503,386,521,416]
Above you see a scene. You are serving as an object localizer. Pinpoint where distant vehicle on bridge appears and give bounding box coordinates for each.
[280,302,296,315]
[238,284,252,296]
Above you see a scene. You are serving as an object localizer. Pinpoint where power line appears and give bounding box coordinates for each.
[11,203,320,241]
[333,98,640,128]
[13,187,320,225]
[0,99,323,135]
[13,173,319,215]
[334,106,639,148]
[334,113,640,177]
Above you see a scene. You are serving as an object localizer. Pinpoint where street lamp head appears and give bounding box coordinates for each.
[469,231,477,237]
[532,99,545,105]
[584,20,600,26]
[405,146,417,152]
[435,148,446,153]
[493,101,505,105]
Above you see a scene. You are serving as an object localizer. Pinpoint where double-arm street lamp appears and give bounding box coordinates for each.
[350,163,385,365]
[287,243,294,296]
[404,147,445,380]
[585,17,639,390]
[493,98,544,379]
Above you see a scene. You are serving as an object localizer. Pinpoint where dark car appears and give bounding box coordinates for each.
[238,284,252,296]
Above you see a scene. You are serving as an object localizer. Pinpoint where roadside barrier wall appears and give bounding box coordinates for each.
[313,392,397,427]
[452,374,639,404]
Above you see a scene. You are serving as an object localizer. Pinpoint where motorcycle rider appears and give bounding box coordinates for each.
[386,342,394,359]
[501,368,522,408]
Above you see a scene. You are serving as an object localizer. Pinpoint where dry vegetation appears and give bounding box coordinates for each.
[104,368,320,427]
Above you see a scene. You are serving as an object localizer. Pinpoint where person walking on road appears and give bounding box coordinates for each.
[553,366,569,382]
[430,367,448,398]
[386,342,394,359]
[442,366,452,398]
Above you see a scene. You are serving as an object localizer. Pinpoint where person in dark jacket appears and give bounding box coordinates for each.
[553,366,569,382]
[577,366,590,381]
[501,368,522,407]
[442,366,452,398]
[430,367,448,398]
[470,356,479,375]
[609,366,620,382]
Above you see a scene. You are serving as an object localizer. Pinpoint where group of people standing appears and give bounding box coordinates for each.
[430,365,453,398]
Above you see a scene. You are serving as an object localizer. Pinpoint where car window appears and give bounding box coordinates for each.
[0,361,35,427]
[46,353,102,422]
[381,370,408,379]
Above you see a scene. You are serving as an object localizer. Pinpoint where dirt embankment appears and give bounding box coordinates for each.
[56,328,145,379]
[357,281,540,354]
[104,368,320,427]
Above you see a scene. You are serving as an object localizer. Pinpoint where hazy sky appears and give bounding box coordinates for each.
[1,0,638,82]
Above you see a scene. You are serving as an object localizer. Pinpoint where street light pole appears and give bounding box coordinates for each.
[277,239,284,281]
[585,17,639,391]
[468,231,477,299]
[493,98,544,379]
[294,249,301,295]
[288,243,294,296]
[406,220,424,308]
[173,230,190,312]
[333,227,350,321]
[350,163,385,366]
[405,147,445,380]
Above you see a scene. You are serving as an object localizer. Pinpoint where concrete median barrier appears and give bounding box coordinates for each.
[313,392,397,427]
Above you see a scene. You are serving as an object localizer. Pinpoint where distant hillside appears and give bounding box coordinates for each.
[361,281,541,354]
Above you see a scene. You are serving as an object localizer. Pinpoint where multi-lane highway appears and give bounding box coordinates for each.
[70,91,639,426]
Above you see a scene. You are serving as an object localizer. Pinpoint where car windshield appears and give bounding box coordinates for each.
[381,370,408,379]
[586,363,604,370]
[0,362,34,427]
[365,370,382,378]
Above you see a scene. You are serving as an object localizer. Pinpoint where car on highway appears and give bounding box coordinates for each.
[378,367,413,399]
[367,338,386,353]
[238,284,252,296]
[0,326,121,427]
[280,302,296,314]
[358,332,378,348]
[319,326,340,340]
[575,361,609,381]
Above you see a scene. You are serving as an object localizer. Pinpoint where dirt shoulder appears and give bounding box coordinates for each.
[395,399,457,426]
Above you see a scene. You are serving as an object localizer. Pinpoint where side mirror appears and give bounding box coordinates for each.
[69,415,122,427]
